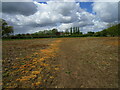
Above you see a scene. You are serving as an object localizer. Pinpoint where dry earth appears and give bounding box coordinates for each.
[57,37,118,88]
[2,37,119,88]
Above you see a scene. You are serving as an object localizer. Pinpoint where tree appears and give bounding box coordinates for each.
[73,27,76,34]
[101,30,107,36]
[87,31,95,36]
[75,27,77,34]
[65,29,69,35]
[94,31,101,37]
[70,27,73,35]
[1,19,14,37]
[77,27,80,34]
[52,28,58,35]
[95,24,120,37]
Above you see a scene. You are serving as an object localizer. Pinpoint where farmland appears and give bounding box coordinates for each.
[2,37,119,88]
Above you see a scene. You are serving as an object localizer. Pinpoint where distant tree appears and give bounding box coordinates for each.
[95,24,120,37]
[101,30,107,36]
[1,19,14,37]
[52,28,58,35]
[77,27,80,34]
[106,24,119,36]
[65,29,69,35]
[94,31,101,37]
[79,32,83,35]
[73,27,76,34]
[87,31,95,36]
[70,27,73,35]
[75,27,77,34]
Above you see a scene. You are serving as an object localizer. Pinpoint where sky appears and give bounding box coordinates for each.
[1,0,119,34]
[79,2,93,13]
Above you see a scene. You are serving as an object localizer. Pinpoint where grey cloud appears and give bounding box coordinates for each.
[79,23,94,27]
[30,23,57,27]
[2,2,37,16]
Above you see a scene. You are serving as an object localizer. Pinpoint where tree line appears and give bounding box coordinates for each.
[1,19,120,39]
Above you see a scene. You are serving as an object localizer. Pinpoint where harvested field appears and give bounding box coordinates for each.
[2,37,119,88]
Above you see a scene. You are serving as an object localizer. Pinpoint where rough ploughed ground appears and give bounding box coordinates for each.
[2,37,118,88]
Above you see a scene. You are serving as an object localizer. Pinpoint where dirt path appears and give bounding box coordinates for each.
[56,37,118,88]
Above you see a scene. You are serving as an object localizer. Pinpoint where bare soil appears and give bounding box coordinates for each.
[57,37,118,88]
[2,38,57,88]
[2,37,119,88]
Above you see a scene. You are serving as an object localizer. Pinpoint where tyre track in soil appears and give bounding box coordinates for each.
[57,37,118,88]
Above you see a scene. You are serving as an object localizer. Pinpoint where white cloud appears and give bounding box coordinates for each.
[92,2,118,22]
[2,1,119,34]
[2,2,83,26]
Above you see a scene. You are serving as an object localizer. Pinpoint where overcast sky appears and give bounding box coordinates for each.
[1,0,119,34]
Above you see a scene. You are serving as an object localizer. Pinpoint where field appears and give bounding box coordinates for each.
[2,37,119,88]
